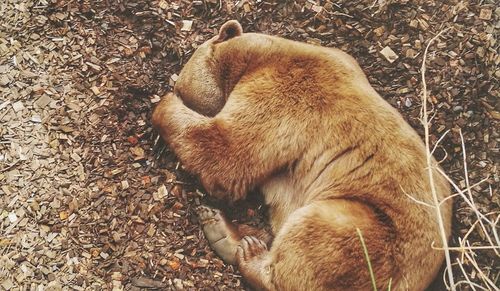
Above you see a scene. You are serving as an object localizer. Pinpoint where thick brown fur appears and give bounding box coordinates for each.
[152,20,452,291]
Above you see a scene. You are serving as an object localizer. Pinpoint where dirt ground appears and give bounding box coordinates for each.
[0,0,498,290]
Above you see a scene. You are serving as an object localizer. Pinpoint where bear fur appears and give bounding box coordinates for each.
[152,20,452,291]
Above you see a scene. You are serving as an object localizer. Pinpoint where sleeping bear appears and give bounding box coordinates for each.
[152,20,452,291]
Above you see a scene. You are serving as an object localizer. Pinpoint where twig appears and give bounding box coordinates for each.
[0,160,20,173]
[430,129,450,155]
[431,243,500,251]
[456,258,477,291]
[438,177,491,206]
[459,129,500,254]
[404,192,434,208]
[463,251,499,290]
[436,167,500,255]
[454,281,489,291]
[356,228,378,291]
[420,28,455,290]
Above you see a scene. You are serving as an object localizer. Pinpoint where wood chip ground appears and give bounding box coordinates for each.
[0,0,498,290]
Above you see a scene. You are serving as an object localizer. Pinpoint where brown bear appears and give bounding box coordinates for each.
[152,20,452,291]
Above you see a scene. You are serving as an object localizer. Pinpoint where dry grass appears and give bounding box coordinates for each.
[419,30,500,291]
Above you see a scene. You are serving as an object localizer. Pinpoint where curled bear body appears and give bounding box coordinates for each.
[152,20,452,291]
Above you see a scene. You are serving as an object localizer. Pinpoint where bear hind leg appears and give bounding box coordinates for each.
[235,199,398,291]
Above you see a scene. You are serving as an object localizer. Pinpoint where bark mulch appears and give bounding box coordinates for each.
[0,0,498,290]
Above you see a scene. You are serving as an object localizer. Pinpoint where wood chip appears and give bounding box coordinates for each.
[31,115,42,123]
[150,95,161,103]
[0,100,10,110]
[71,152,81,162]
[1,278,14,290]
[181,20,193,31]
[35,95,53,107]
[153,184,168,201]
[12,101,25,112]
[479,9,492,20]
[59,211,69,220]
[380,46,399,63]
[373,26,385,37]
[90,86,100,95]
[8,212,18,223]
[121,180,129,190]
[311,5,323,13]
[0,75,10,86]
[0,1,496,289]
[169,73,179,86]
[243,3,251,13]
[131,277,166,288]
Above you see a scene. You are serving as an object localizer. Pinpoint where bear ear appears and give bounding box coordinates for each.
[214,20,243,43]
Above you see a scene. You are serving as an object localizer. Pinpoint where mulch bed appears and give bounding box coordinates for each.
[0,0,498,290]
